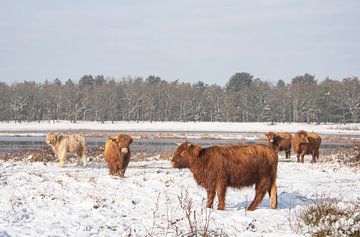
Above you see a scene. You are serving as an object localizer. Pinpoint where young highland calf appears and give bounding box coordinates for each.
[45,132,87,168]
[265,132,292,159]
[292,130,322,163]
[172,142,278,211]
[103,134,133,177]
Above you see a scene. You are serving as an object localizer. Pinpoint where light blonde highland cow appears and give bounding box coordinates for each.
[45,132,87,168]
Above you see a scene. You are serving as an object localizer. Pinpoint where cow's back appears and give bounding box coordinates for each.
[278,132,291,140]
[277,133,292,151]
[66,134,85,152]
[203,144,277,188]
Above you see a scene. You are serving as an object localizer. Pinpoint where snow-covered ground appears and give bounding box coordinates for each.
[0,156,359,237]
[0,121,360,136]
[1,122,359,236]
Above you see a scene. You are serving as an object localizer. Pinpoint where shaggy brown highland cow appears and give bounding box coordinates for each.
[292,130,321,163]
[103,134,133,177]
[172,142,278,211]
[265,132,292,159]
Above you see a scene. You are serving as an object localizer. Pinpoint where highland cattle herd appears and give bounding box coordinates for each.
[44,130,322,212]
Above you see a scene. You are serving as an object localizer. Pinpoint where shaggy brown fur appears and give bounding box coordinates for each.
[292,130,322,163]
[103,134,133,177]
[45,132,87,168]
[265,132,292,159]
[172,142,278,211]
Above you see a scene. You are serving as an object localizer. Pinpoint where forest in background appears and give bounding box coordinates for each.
[0,72,359,123]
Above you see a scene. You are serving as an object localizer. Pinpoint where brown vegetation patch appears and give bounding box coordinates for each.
[0,146,56,162]
[291,199,360,237]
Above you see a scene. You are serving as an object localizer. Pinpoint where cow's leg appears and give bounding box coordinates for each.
[108,162,117,175]
[111,163,119,176]
[296,154,300,163]
[111,162,122,177]
[107,163,113,175]
[310,151,316,163]
[58,152,66,168]
[311,150,319,163]
[206,189,216,208]
[247,178,269,211]
[315,149,320,162]
[76,154,81,166]
[216,184,227,210]
[285,149,290,159]
[81,146,87,167]
[120,154,130,178]
[300,150,306,163]
[268,178,278,209]
[119,169,125,178]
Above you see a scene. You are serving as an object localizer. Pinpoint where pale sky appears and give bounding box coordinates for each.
[0,0,359,85]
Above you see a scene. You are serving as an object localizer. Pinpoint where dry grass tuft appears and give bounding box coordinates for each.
[320,144,360,169]
[291,199,360,237]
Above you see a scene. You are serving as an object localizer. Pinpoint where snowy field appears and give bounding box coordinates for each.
[0,122,359,236]
[0,121,360,137]
[0,155,359,236]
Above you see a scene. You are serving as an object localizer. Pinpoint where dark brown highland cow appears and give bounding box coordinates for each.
[171,142,278,211]
[292,130,321,163]
[265,132,292,159]
[103,134,133,177]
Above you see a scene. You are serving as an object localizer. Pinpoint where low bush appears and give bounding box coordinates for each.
[291,199,360,237]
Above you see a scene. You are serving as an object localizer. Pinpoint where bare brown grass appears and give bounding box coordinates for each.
[291,199,360,237]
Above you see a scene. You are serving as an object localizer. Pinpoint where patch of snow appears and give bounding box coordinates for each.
[0,158,359,236]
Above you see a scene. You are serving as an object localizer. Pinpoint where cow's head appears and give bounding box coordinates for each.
[265,132,276,143]
[265,132,282,151]
[171,142,202,168]
[45,132,63,145]
[109,134,133,153]
[296,130,309,144]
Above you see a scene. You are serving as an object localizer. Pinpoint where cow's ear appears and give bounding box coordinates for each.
[192,144,202,157]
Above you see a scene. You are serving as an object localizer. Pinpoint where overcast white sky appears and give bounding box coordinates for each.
[0,0,359,85]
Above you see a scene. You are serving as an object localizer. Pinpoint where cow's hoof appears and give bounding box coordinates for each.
[246,206,256,211]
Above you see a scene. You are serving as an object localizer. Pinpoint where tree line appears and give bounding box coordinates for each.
[0,72,359,123]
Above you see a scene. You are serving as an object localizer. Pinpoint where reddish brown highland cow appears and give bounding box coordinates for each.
[265,132,292,159]
[103,134,133,177]
[172,142,278,211]
[292,130,321,163]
